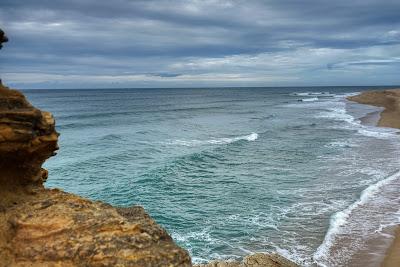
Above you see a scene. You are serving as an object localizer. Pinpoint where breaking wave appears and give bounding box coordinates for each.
[313,170,400,266]
[292,92,333,97]
[168,133,258,147]
[300,97,319,102]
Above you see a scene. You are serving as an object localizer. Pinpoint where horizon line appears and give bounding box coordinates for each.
[18,84,400,91]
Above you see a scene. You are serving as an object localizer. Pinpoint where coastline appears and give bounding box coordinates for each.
[0,83,301,266]
[347,89,400,267]
[382,227,400,267]
[347,89,400,129]
[2,83,398,266]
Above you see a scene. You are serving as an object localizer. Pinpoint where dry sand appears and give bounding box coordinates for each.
[348,89,400,129]
[348,89,400,266]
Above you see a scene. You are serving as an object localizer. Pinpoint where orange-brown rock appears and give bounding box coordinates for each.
[0,84,191,266]
[0,84,58,189]
[193,253,299,267]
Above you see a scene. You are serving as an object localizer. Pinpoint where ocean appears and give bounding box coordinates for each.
[24,87,400,266]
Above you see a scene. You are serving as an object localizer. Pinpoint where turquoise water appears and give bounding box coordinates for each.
[25,87,400,266]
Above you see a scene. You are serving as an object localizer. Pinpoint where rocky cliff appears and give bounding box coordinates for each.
[0,30,298,267]
[0,83,191,266]
[0,83,301,267]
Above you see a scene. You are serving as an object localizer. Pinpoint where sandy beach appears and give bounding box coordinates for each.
[381,227,400,267]
[348,89,400,129]
[348,89,400,267]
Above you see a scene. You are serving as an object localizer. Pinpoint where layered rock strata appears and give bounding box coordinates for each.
[0,28,300,267]
[0,84,191,267]
[0,83,299,267]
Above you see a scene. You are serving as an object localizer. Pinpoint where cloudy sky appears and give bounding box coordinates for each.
[1,0,400,89]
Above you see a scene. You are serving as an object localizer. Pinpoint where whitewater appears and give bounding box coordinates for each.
[24,86,400,266]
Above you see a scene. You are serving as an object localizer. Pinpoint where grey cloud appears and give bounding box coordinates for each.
[149,73,182,78]
[328,59,400,69]
[0,0,400,88]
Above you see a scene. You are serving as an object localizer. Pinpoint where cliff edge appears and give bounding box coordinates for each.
[0,84,300,267]
[0,83,191,266]
[0,29,298,267]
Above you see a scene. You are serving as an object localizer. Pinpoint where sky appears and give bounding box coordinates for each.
[0,0,400,89]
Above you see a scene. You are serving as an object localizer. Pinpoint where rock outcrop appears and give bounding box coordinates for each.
[0,85,58,188]
[0,83,301,267]
[0,83,191,266]
[194,253,298,267]
[0,30,297,267]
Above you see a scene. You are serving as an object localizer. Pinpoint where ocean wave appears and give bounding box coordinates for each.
[100,133,124,141]
[313,170,400,266]
[356,128,398,139]
[172,227,223,264]
[292,92,333,97]
[172,228,214,244]
[324,140,358,148]
[168,133,258,147]
[317,104,356,125]
[334,92,360,98]
[299,97,319,102]
[316,97,399,139]
[273,245,309,267]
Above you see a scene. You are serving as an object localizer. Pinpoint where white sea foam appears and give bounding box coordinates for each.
[272,244,310,266]
[170,132,258,147]
[172,227,216,264]
[317,103,356,125]
[292,92,333,97]
[313,170,400,266]
[325,140,358,148]
[316,96,399,139]
[356,128,398,139]
[300,97,319,102]
[374,215,400,235]
[335,92,360,98]
[172,228,214,243]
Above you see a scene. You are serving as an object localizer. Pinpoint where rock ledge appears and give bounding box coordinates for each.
[0,84,191,267]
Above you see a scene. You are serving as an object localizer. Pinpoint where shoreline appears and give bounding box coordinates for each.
[347,89,400,129]
[382,227,400,267]
[347,89,400,267]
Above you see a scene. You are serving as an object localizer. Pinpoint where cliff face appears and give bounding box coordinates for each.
[0,84,191,267]
[0,85,58,189]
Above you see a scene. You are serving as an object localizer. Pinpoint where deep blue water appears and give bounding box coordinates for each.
[24,87,400,266]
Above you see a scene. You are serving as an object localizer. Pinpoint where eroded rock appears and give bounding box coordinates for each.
[0,84,191,266]
[194,253,299,267]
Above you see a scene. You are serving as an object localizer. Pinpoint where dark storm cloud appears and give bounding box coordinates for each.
[1,0,400,88]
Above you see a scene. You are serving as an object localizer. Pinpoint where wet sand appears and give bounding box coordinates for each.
[348,89,400,129]
[348,89,400,266]
[359,109,383,127]
[382,227,400,267]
